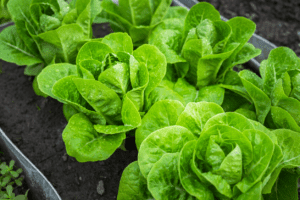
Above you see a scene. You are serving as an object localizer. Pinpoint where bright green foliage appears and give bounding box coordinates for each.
[0,160,28,200]
[145,2,261,111]
[148,2,260,88]
[0,0,102,95]
[118,100,300,199]
[221,47,300,128]
[0,0,11,24]
[97,0,179,45]
[117,161,154,200]
[37,32,166,162]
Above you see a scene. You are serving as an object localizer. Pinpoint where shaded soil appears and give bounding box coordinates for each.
[0,24,137,200]
[199,0,300,56]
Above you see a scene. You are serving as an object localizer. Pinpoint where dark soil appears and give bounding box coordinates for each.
[199,0,300,56]
[1,1,300,200]
[0,23,137,200]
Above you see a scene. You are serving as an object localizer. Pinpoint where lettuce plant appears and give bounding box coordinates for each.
[145,2,261,109]
[118,100,300,200]
[0,0,101,77]
[37,32,166,162]
[220,47,300,130]
[0,0,10,24]
[97,0,186,46]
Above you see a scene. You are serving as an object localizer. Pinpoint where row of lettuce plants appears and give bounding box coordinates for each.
[0,0,299,199]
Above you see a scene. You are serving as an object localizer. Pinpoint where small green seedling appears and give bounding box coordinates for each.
[0,160,28,200]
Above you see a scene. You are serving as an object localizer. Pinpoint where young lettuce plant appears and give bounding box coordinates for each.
[96,0,188,46]
[0,0,101,95]
[118,100,300,200]
[146,2,261,110]
[220,47,300,130]
[37,32,166,162]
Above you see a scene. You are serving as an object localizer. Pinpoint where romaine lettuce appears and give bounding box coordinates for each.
[37,32,166,162]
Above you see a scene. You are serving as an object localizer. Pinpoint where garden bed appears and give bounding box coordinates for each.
[0,23,137,200]
[0,1,299,200]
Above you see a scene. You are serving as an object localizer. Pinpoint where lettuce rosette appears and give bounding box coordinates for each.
[37,32,166,162]
[118,100,300,200]
[220,47,300,131]
[145,2,261,111]
[0,0,102,85]
[97,0,188,46]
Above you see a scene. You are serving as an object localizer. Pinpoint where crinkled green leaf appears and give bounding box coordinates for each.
[203,112,254,133]
[37,63,77,99]
[219,17,257,77]
[76,41,114,64]
[261,144,283,193]
[52,76,106,124]
[138,125,195,178]
[117,161,153,200]
[271,80,300,126]
[148,153,196,200]
[179,140,214,199]
[236,182,262,200]
[214,144,243,185]
[164,6,188,19]
[24,63,44,76]
[33,75,48,98]
[236,129,274,193]
[261,47,299,96]
[195,85,225,105]
[273,129,300,168]
[38,24,85,63]
[235,108,257,121]
[290,70,300,100]
[145,81,186,110]
[269,106,300,132]
[78,59,102,79]
[221,90,249,112]
[7,0,39,56]
[76,0,102,37]
[181,38,212,85]
[196,125,253,166]
[72,78,122,124]
[133,44,167,99]
[63,104,79,121]
[135,100,184,150]
[176,102,224,137]
[263,169,300,200]
[101,32,133,54]
[150,0,172,26]
[183,2,220,39]
[118,0,152,26]
[62,113,126,162]
[98,62,130,97]
[173,78,197,104]
[0,26,42,65]
[239,70,271,124]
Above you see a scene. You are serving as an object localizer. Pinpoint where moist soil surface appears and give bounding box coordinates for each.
[0,1,300,200]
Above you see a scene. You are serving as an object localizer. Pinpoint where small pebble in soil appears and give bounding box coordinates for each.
[62,153,67,161]
[97,180,105,195]
[74,173,80,186]
[55,139,64,152]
